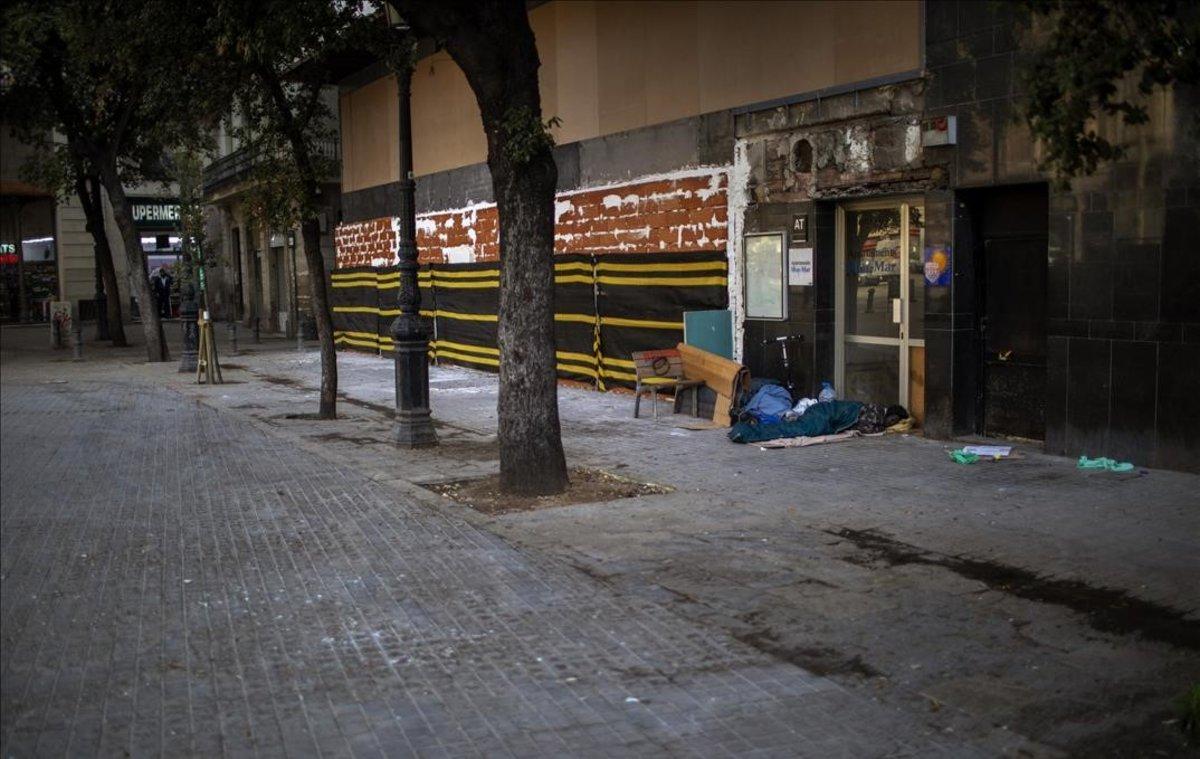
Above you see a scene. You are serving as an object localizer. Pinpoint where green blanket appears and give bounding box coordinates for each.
[728,400,863,444]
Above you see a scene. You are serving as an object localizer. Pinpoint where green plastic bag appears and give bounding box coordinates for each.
[1077,455,1134,473]
[949,449,979,465]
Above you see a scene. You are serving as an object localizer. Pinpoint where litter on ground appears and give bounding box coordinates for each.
[1077,455,1135,473]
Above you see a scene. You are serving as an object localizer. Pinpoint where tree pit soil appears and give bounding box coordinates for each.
[425,467,673,516]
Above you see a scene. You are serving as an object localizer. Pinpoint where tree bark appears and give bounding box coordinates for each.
[490,138,568,495]
[254,64,338,418]
[301,216,337,418]
[76,173,127,346]
[397,0,569,495]
[97,155,169,361]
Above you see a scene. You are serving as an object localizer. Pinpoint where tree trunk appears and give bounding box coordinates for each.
[301,216,337,418]
[491,143,569,495]
[77,173,127,346]
[97,155,169,361]
[254,64,337,418]
[397,0,569,495]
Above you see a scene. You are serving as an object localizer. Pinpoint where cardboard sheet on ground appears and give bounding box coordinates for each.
[758,430,860,449]
[674,419,725,431]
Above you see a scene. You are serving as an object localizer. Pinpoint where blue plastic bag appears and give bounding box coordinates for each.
[741,384,794,423]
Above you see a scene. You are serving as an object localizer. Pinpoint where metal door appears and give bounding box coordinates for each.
[981,235,1047,439]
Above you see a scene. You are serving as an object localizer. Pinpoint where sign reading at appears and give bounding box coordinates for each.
[791,214,809,243]
[128,198,180,229]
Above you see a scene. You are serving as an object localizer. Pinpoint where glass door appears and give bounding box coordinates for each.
[836,200,925,409]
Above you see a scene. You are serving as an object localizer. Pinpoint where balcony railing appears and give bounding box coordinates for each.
[202,137,340,198]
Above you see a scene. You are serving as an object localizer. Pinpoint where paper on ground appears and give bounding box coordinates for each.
[962,445,1012,457]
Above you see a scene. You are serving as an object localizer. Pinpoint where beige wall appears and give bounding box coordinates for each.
[340,0,921,192]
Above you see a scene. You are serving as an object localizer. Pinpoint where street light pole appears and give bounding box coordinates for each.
[389,22,436,447]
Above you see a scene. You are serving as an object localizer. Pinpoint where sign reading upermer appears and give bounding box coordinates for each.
[128,198,181,229]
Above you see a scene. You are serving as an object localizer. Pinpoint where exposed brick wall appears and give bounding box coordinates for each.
[333,217,396,269]
[335,170,728,268]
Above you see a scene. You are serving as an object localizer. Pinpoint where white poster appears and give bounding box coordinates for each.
[788,247,813,286]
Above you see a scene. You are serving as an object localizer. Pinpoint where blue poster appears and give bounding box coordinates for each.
[923,245,951,286]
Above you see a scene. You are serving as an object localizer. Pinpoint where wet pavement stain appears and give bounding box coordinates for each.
[734,626,883,679]
[261,374,307,389]
[830,528,1200,651]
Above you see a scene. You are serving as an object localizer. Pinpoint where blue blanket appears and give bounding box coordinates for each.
[728,400,863,444]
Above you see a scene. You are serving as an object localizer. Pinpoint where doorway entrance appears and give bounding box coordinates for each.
[835,199,925,419]
[972,184,1048,440]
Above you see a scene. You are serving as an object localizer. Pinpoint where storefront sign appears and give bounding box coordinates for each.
[129,198,180,229]
[788,247,814,286]
[0,243,16,265]
[924,244,951,286]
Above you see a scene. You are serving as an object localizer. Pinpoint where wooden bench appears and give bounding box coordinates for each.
[632,349,703,419]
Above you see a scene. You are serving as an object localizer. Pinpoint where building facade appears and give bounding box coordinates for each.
[1,124,183,323]
[328,0,1199,471]
[200,97,342,334]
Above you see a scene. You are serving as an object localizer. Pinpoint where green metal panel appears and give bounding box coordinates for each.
[683,309,733,358]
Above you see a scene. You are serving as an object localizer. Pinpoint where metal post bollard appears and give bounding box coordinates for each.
[227,321,239,355]
[296,324,304,351]
[252,316,260,344]
[72,318,83,361]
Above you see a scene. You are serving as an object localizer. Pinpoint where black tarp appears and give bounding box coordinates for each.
[595,251,728,388]
[330,251,729,389]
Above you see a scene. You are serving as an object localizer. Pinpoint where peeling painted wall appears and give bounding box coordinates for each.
[736,80,932,205]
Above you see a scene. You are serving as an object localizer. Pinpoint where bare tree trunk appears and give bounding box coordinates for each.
[97,156,169,361]
[491,144,568,495]
[77,173,127,346]
[301,217,337,418]
[254,65,337,418]
[397,0,568,495]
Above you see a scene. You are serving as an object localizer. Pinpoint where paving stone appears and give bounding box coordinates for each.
[0,374,983,756]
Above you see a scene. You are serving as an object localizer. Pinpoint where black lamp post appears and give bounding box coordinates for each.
[385,5,437,447]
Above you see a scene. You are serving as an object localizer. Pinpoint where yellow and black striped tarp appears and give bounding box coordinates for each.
[331,250,728,389]
[331,267,435,354]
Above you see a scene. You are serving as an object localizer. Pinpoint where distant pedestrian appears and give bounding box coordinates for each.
[151,266,173,318]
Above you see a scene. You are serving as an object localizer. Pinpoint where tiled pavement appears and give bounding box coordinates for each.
[0,376,978,757]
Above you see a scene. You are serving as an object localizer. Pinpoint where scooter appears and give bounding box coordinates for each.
[762,334,805,399]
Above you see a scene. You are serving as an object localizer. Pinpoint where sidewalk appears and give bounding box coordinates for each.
[3,322,1198,756]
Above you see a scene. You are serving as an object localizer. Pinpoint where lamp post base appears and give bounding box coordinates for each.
[394,408,438,447]
[393,329,437,448]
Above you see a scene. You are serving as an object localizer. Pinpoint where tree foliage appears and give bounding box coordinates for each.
[211,0,375,418]
[171,150,214,300]
[1018,0,1200,180]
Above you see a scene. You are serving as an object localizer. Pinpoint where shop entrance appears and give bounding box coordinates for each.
[836,199,925,420]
